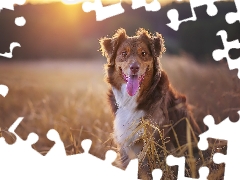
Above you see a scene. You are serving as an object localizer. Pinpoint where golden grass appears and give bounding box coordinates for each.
[0,59,113,158]
[133,117,226,179]
[0,55,239,179]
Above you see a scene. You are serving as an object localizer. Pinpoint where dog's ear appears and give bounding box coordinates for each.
[150,32,165,84]
[136,28,166,57]
[136,28,151,38]
[99,28,127,65]
[151,32,166,58]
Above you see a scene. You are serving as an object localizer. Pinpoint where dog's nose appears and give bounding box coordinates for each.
[130,62,140,74]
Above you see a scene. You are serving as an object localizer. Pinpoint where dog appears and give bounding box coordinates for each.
[99,28,201,179]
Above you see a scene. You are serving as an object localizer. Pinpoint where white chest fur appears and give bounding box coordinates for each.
[112,84,145,148]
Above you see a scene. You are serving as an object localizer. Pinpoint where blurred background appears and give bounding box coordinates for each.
[0,0,239,60]
[0,0,239,164]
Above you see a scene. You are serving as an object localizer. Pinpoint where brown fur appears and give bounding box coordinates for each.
[99,28,201,179]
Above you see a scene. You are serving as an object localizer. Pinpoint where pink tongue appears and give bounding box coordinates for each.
[127,75,139,96]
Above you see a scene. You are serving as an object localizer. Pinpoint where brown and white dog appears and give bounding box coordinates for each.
[99,28,201,178]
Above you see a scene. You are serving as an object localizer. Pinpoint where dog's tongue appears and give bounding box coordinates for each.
[127,75,139,96]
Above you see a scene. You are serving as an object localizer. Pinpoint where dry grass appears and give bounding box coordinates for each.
[0,55,239,179]
[133,117,227,179]
[0,59,113,158]
[162,55,240,126]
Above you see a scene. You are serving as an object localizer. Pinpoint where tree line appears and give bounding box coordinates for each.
[0,1,239,63]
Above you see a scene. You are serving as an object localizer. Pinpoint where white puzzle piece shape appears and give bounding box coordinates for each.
[198,111,240,180]
[0,118,139,180]
[0,0,26,58]
[1,1,240,180]
[0,117,42,180]
[225,0,240,24]
[0,42,21,58]
[212,30,240,79]
[0,85,9,97]
[82,0,124,21]
[66,139,139,180]
[132,0,161,11]
[152,168,163,180]
[167,155,209,180]
[0,0,26,10]
[15,16,26,26]
[45,129,67,157]
[167,0,219,31]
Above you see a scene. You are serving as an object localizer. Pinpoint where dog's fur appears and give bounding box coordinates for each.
[99,28,201,179]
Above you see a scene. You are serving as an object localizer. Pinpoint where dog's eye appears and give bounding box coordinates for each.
[141,51,147,57]
[122,51,127,58]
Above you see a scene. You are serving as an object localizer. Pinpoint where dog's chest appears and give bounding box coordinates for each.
[112,84,145,147]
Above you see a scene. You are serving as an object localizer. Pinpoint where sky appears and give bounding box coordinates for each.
[25,0,183,5]
[25,0,233,5]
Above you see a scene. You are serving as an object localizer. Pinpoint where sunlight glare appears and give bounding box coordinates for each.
[61,0,83,5]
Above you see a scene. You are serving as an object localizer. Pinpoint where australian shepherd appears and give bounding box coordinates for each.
[99,28,201,179]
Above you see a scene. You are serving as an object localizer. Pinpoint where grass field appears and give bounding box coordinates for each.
[0,55,239,179]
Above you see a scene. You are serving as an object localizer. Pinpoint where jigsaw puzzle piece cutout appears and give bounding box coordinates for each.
[0,117,41,180]
[198,112,240,180]
[8,117,24,134]
[22,132,41,157]
[152,169,163,180]
[105,149,117,164]
[192,0,218,16]
[66,139,105,179]
[104,150,139,179]
[0,85,9,97]
[198,115,215,150]
[0,1,26,58]
[226,0,240,24]
[0,0,26,10]
[197,167,209,180]
[131,0,161,11]
[0,42,21,58]
[1,117,42,159]
[124,159,139,179]
[15,16,26,26]
[0,120,139,180]
[66,139,139,180]
[167,155,209,179]
[7,117,41,155]
[228,47,240,60]
[26,132,39,145]
[213,152,226,165]
[42,130,68,179]
[0,132,42,180]
[167,0,218,31]
[45,129,66,157]
[82,0,124,21]
[213,150,239,179]
[212,30,240,78]
[198,113,239,151]
[81,138,92,153]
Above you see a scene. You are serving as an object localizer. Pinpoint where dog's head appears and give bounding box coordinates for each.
[99,28,165,96]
